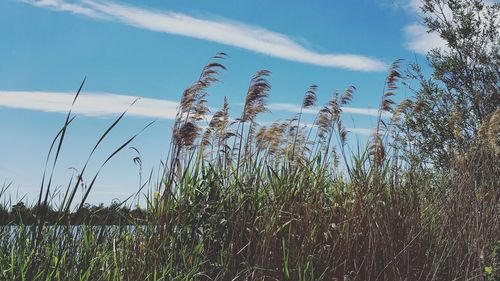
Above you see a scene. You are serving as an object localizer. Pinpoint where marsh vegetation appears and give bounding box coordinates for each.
[1,0,499,280]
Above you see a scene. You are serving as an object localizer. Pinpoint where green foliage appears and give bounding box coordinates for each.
[400,0,499,168]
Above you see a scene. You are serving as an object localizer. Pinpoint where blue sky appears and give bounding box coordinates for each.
[0,0,443,205]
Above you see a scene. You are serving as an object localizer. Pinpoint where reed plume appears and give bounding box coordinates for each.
[236,70,271,176]
[303,84,318,108]
[173,53,227,151]
[478,108,500,156]
[371,59,403,168]
[241,70,272,123]
[341,85,356,105]
[291,85,318,161]
[167,54,227,195]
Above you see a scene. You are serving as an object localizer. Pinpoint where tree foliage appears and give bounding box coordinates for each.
[401,0,499,168]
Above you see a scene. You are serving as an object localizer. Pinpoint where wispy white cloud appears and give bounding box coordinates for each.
[402,0,498,55]
[401,0,448,55]
[268,103,389,117]
[0,91,377,135]
[0,91,179,119]
[404,23,447,54]
[0,92,388,119]
[20,0,386,72]
[19,0,104,18]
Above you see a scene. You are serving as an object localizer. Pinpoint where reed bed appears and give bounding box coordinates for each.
[1,55,498,280]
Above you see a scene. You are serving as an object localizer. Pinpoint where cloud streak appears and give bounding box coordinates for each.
[404,23,447,55]
[0,91,179,119]
[268,102,389,117]
[19,0,104,18]
[402,0,448,55]
[20,0,386,72]
[0,91,378,135]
